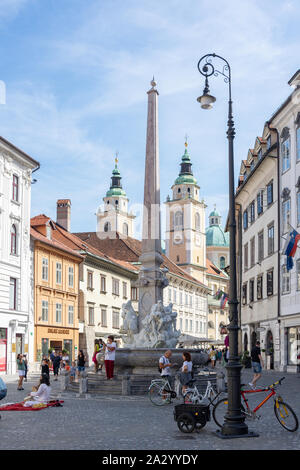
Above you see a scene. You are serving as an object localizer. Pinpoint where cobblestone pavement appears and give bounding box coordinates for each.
[0,368,299,450]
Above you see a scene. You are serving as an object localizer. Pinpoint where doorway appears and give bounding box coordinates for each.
[16,334,23,356]
[266,330,274,370]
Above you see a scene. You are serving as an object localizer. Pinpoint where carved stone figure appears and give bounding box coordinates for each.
[119,300,138,345]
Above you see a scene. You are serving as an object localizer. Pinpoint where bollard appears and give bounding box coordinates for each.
[216,370,226,393]
[60,368,70,392]
[79,370,88,396]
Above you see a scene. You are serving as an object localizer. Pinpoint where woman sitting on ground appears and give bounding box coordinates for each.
[24,373,51,407]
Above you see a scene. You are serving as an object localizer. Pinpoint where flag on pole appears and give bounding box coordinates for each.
[283,228,300,271]
[220,293,228,309]
[214,289,223,300]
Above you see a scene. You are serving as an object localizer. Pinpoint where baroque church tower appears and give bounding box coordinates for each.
[97,156,135,237]
[165,141,207,284]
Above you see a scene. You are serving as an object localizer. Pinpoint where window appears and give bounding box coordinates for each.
[220,256,225,269]
[257,190,263,215]
[41,300,48,321]
[267,181,273,205]
[250,237,255,267]
[179,318,183,330]
[42,258,48,281]
[297,259,300,291]
[56,262,62,284]
[244,243,248,271]
[88,306,94,325]
[68,267,74,287]
[267,270,273,296]
[123,223,128,236]
[174,211,183,228]
[131,287,138,301]
[101,309,107,327]
[287,327,300,365]
[267,135,272,150]
[55,303,62,323]
[101,276,106,293]
[243,210,248,230]
[268,224,274,255]
[10,225,17,255]
[282,266,290,294]
[112,279,119,296]
[185,294,188,306]
[123,282,127,299]
[87,271,93,289]
[179,291,183,305]
[104,222,111,232]
[242,283,247,305]
[250,201,255,224]
[185,319,188,331]
[112,311,119,329]
[281,129,290,172]
[258,231,264,263]
[257,149,262,161]
[173,289,177,304]
[68,305,74,324]
[12,174,19,202]
[249,279,254,303]
[9,277,17,310]
[297,127,300,162]
[190,320,193,332]
[250,160,255,171]
[189,295,193,307]
[195,213,200,231]
[257,275,263,300]
[282,199,291,234]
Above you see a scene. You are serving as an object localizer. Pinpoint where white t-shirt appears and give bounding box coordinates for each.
[105,342,116,361]
[159,356,171,376]
[181,361,193,373]
[30,384,51,403]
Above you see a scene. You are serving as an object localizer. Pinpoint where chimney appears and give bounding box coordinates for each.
[56,199,71,232]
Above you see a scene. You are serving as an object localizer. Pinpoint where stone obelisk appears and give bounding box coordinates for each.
[138,79,167,328]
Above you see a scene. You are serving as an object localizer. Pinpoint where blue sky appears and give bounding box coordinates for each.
[0,0,299,235]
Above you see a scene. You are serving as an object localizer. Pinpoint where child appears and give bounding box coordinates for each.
[41,358,50,377]
[70,361,76,383]
[64,360,71,372]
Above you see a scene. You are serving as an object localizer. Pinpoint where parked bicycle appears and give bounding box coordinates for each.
[148,377,177,406]
[213,377,298,432]
[183,379,223,405]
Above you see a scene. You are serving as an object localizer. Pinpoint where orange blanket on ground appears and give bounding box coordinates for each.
[0,400,64,411]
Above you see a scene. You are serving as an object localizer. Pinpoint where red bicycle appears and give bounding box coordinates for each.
[213,377,299,432]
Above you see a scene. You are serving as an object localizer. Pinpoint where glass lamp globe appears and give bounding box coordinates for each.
[197,93,216,110]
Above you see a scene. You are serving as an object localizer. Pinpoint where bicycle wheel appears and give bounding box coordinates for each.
[184,391,203,404]
[149,381,170,406]
[274,400,299,432]
[212,398,245,428]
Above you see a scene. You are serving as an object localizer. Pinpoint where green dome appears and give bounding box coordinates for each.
[106,187,127,197]
[174,143,197,186]
[209,209,221,217]
[106,158,127,197]
[206,225,229,247]
[175,174,197,185]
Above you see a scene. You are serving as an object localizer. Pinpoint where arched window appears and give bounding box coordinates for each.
[220,256,226,269]
[11,224,17,255]
[123,223,128,236]
[281,127,290,173]
[104,222,111,233]
[195,213,200,231]
[174,211,183,228]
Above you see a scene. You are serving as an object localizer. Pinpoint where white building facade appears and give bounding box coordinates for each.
[270,70,300,372]
[0,137,39,374]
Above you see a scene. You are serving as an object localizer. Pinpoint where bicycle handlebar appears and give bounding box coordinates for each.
[269,376,285,389]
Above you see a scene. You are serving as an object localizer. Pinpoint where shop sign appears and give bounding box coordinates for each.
[48,328,69,335]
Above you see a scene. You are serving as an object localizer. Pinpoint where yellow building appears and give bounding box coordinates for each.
[31,213,83,362]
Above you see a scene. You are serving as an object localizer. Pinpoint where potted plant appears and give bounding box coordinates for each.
[241,350,251,368]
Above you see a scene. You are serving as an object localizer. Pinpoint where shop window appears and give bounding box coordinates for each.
[287,327,300,365]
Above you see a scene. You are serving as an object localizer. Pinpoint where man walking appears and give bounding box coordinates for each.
[249,340,264,389]
[52,351,62,381]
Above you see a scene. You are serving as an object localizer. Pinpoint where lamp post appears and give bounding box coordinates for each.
[197,53,258,438]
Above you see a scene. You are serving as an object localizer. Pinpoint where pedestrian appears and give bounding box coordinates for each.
[179,351,193,395]
[70,361,76,383]
[62,350,69,369]
[23,354,28,382]
[96,339,105,373]
[103,336,117,380]
[0,376,7,401]
[16,353,26,390]
[249,340,264,390]
[52,351,61,381]
[77,350,85,379]
[158,350,177,403]
[92,340,100,373]
[209,346,217,368]
[41,358,50,378]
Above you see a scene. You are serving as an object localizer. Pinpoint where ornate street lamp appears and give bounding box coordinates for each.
[197,53,258,438]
